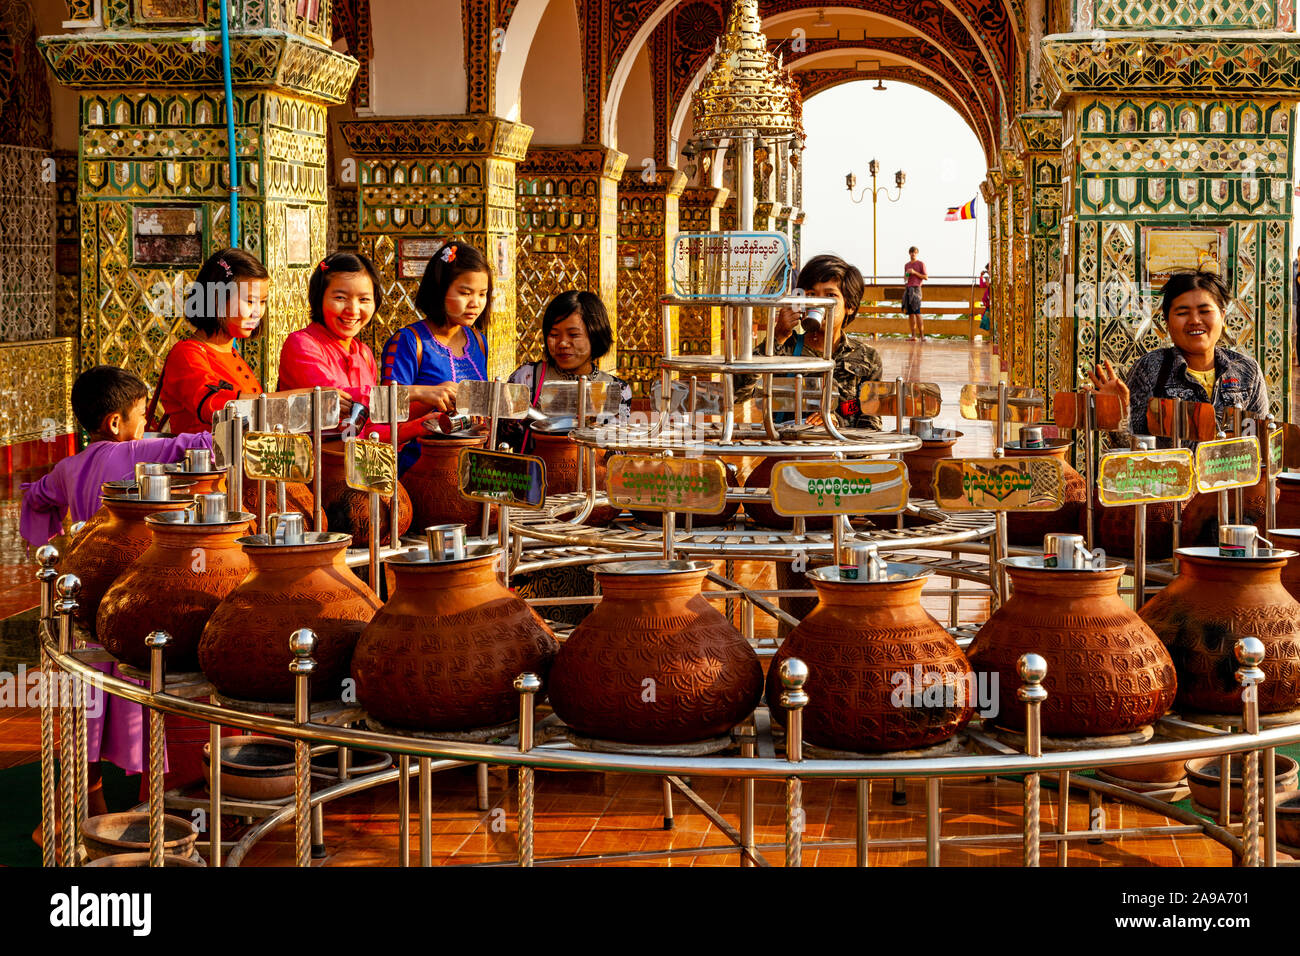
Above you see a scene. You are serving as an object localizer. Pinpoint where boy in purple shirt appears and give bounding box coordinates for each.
[21,366,211,815]
[903,246,929,341]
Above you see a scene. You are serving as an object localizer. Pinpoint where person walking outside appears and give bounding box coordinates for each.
[903,246,929,341]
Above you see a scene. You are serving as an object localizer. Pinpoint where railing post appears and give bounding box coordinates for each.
[55,574,81,866]
[289,629,317,868]
[779,658,809,868]
[1018,653,1048,868]
[1236,637,1265,868]
[36,547,60,867]
[515,672,541,867]
[144,630,170,867]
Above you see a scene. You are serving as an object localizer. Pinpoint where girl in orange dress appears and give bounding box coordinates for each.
[152,248,269,433]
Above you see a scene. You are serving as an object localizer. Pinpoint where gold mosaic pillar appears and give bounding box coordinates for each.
[1044,10,1299,419]
[1017,109,1066,408]
[678,186,730,356]
[338,116,533,379]
[1005,153,1032,387]
[515,145,626,371]
[986,169,1008,359]
[617,169,687,397]
[40,8,357,386]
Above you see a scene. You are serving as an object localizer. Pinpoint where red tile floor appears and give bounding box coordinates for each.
[0,338,1258,865]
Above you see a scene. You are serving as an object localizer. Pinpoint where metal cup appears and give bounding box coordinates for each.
[842,543,887,581]
[426,524,466,561]
[1042,532,1087,568]
[910,417,936,440]
[434,412,473,435]
[192,493,228,524]
[184,448,213,472]
[137,473,171,501]
[1220,524,1269,558]
[269,511,305,545]
[1019,425,1045,449]
[135,462,166,483]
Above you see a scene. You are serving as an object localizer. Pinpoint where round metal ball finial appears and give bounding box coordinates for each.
[779,657,810,710]
[514,673,542,695]
[1235,636,1266,668]
[54,573,81,599]
[289,628,317,658]
[1016,653,1049,703]
[69,521,87,537]
[144,630,171,649]
[35,544,59,570]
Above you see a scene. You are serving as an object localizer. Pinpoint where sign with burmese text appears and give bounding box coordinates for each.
[769,460,908,516]
[932,457,1064,512]
[1098,448,1195,506]
[669,231,790,300]
[457,448,546,508]
[1194,436,1260,493]
[608,455,727,514]
[243,432,313,482]
[345,439,397,497]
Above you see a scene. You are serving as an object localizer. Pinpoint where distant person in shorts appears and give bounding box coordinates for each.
[903,246,928,341]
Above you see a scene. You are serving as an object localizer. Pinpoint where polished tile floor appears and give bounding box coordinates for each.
[0,338,1264,866]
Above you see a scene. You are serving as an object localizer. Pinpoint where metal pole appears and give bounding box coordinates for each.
[418,758,432,867]
[1018,653,1048,868]
[663,509,676,561]
[257,393,268,532]
[738,133,755,361]
[515,673,541,867]
[779,658,808,868]
[1172,397,1183,573]
[499,503,511,589]
[209,719,222,867]
[1057,769,1070,867]
[739,724,756,867]
[481,378,503,539]
[388,381,401,547]
[289,629,316,868]
[925,777,941,867]
[871,167,878,283]
[1233,405,1244,522]
[1265,415,1277,533]
[368,491,380,593]
[56,575,80,867]
[856,778,870,867]
[1083,389,1096,549]
[145,630,171,867]
[35,547,60,867]
[1133,502,1147,607]
[312,386,323,532]
[1237,637,1265,867]
[398,754,410,867]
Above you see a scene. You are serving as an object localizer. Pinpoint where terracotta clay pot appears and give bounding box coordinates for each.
[1097,495,1180,560]
[60,492,194,631]
[549,560,764,744]
[81,811,200,862]
[767,564,974,752]
[202,736,297,800]
[1185,754,1299,814]
[530,431,620,525]
[200,531,380,702]
[319,440,413,546]
[1178,472,1275,548]
[98,510,253,671]
[240,480,323,535]
[903,435,961,500]
[165,466,226,496]
[631,459,741,526]
[1003,440,1086,546]
[743,457,833,530]
[352,547,556,731]
[968,561,1177,736]
[1139,548,1300,715]
[1269,529,1300,601]
[401,434,496,532]
[1278,474,1300,529]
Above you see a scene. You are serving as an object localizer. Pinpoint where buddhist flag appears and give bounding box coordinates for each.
[945,198,977,221]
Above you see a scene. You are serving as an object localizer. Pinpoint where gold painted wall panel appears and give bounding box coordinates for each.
[0,146,56,343]
[0,338,75,447]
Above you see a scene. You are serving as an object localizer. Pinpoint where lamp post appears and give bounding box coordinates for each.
[846,159,906,282]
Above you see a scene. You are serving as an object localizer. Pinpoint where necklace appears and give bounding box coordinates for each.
[428,324,485,382]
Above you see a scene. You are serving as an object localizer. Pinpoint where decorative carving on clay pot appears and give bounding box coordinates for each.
[903,434,961,500]
[98,509,254,671]
[1139,547,1300,715]
[968,558,1177,736]
[529,430,620,525]
[401,435,495,532]
[548,560,764,745]
[319,439,412,546]
[200,531,380,702]
[61,490,193,631]
[1002,439,1085,546]
[351,535,556,731]
[766,563,973,752]
[240,481,323,535]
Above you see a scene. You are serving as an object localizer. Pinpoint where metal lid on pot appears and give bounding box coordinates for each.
[597,559,712,575]
[1176,545,1299,562]
[387,524,499,565]
[808,561,931,583]
[236,531,352,548]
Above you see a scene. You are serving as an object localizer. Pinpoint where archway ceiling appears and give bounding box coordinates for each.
[792,67,996,163]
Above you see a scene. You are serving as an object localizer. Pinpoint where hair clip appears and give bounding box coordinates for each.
[218,258,233,277]
[440,244,457,264]
[319,260,329,271]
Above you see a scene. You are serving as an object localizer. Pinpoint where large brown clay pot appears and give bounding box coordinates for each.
[401,434,495,532]
[351,546,556,731]
[61,492,194,631]
[968,560,1177,735]
[1178,473,1276,547]
[631,459,741,526]
[767,564,974,752]
[530,431,620,525]
[164,466,225,496]
[200,531,380,702]
[1139,547,1300,714]
[240,481,323,534]
[98,510,254,671]
[548,560,763,744]
[319,440,412,546]
[1278,474,1300,528]
[903,435,961,500]
[1097,494,1180,560]
[1269,528,1300,601]
[742,457,833,530]
[1003,440,1086,546]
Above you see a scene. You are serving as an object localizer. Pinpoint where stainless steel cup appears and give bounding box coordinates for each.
[269,511,306,545]
[844,544,887,581]
[1019,425,1045,449]
[1042,532,1087,568]
[192,493,228,524]
[184,448,213,472]
[135,462,166,483]
[426,524,467,561]
[910,417,936,440]
[435,413,473,435]
[137,473,171,501]
[1220,524,1269,557]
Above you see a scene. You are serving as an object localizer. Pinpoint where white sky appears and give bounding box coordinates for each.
[799,80,993,283]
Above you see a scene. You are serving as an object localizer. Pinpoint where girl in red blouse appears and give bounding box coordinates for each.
[153,248,269,433]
